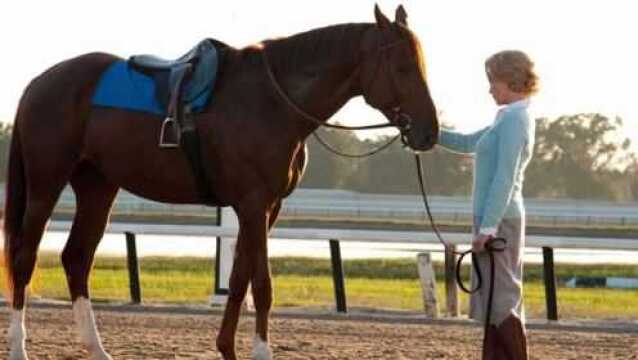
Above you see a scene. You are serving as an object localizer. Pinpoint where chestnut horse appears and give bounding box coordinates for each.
[3,5,438,359]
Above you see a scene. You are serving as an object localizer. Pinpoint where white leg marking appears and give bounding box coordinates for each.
[8,309,28,360]
[252,334,272,360]
[73,297,112,360]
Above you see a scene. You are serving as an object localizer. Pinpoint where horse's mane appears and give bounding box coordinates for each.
[256,23,373,71]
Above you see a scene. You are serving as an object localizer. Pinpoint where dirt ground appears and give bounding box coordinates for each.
[0,305,636,359]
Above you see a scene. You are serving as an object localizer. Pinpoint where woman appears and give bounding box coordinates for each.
[438,50,539,359]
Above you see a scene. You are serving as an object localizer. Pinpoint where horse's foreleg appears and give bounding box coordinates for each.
[62,165,118,360]
[217,200,273,360]
[251,247,273,360]
[250,201,281,359]
[217,226,254,359]
[267,201,282,230]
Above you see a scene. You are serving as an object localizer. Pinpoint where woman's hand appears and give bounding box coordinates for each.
[472,233,493,252]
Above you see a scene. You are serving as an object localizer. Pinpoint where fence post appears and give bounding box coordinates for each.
[329,239,347,313]
[417,252,439,318]
[212,206,229,302]
[542,247,558,320]
[125,232,141,304]
[444,245,460,317]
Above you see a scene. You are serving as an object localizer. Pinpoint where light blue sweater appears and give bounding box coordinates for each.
[438,99,535,235]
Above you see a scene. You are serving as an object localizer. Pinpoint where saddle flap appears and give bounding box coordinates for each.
[183,41,218,102]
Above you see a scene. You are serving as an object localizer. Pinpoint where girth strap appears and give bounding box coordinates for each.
[180,108,218,206]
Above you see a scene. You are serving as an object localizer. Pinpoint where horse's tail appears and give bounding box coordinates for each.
[3,121,26,305]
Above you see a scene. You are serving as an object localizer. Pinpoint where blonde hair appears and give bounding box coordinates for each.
[485,50,539,96]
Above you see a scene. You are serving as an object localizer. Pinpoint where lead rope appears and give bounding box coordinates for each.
[414,153,506,359]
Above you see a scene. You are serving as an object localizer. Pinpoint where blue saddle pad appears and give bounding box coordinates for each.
[92,57,215,116]
[92,61,165,115]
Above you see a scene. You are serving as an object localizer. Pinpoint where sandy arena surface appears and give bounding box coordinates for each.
[0,304,637,359]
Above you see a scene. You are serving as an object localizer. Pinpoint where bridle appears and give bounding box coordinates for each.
[261,37,415,154]
[360,39,415,147]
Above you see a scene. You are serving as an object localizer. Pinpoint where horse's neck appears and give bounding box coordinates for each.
[290,63,361,124]
[266,24,372,137]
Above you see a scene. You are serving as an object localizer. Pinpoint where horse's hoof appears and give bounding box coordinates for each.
[89,351,113,360]
[86,346,112,360]
[8,349,28,360]
[252,335,272,360]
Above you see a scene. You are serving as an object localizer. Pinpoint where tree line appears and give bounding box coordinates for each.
[301,113,638,201]
[0,113,636,201]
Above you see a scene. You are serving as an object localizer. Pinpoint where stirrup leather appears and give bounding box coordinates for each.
[157,63,191,148]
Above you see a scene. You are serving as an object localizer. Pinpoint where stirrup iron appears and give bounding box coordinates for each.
[159,116,180,148]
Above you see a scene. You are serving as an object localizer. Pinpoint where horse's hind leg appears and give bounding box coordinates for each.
[6,162,71,360]
[61,163,118,360]
[7,188,65,360]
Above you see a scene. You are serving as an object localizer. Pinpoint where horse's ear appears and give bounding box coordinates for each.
[374,4,391,29]
[395,5,408,27]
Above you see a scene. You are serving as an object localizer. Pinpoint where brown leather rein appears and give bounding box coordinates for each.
[261,40,411,132]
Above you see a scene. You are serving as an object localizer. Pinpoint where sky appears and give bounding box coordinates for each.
[1,0,637,150]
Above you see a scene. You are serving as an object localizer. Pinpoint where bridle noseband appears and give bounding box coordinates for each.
[392,110,413,147]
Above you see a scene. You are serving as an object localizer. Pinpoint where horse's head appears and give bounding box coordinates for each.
[360,5,439,152]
